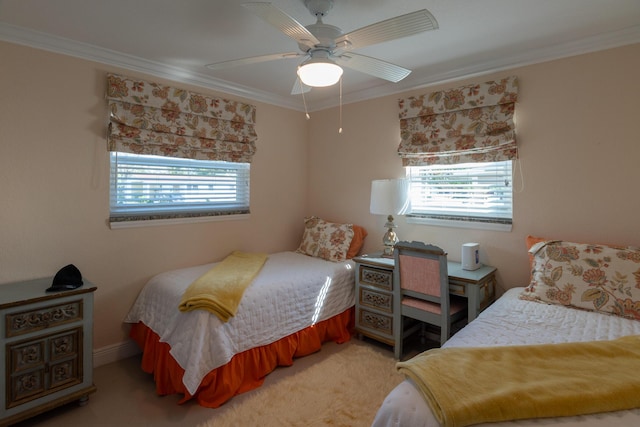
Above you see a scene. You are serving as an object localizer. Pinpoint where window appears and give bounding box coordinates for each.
[406,160,512,230]
[109,152,249,225]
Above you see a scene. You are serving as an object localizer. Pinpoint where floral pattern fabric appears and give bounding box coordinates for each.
[106,73,257,163]
[520,240,640,321]
[398,76,518,166]
[296,217,355,262]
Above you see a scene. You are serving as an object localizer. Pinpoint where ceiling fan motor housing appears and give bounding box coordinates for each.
[300,22,342,52]
[304,0,334,17]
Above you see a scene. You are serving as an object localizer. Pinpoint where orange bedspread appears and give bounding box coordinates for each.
[129,307,354,408]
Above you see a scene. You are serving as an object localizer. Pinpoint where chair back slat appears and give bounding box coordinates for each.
[398,254,442,297]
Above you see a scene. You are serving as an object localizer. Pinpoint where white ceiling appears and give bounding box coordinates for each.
[1,0,639,111]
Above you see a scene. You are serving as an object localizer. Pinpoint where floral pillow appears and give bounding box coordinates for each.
[296,216,355,262]
[520,240,640,320]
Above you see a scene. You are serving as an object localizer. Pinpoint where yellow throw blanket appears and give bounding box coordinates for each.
[178,251,268,322]
[397,336,640,427]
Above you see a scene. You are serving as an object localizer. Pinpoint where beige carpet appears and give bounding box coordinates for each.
[199,341,404,427]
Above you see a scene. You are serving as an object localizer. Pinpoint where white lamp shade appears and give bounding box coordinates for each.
[370,179,410,215]
[297,60,343,87]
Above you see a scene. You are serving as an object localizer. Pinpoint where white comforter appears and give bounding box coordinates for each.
[372,287,640,427]
[124,251,355,395]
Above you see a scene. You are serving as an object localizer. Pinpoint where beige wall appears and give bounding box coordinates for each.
[308,43,640,292]
[1,40,639,353]
[0,41,309,349]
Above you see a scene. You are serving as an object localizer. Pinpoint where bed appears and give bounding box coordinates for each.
[124,217,366,407]
[372,238,640,427]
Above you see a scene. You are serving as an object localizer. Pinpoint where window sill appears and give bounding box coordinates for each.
[406,215,512,232]
[109,213,250,229]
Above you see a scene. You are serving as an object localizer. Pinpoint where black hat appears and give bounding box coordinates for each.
[47,264,83,292]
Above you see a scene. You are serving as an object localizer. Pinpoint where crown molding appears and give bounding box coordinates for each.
[0,22,302,110]
[322,24,640,111]
[2,22,639,112]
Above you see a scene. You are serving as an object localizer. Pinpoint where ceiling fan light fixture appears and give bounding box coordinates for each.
[297,58,343,87]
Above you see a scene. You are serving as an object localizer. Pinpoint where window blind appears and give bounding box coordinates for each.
[407,160,512,223]
[110,152,249,221]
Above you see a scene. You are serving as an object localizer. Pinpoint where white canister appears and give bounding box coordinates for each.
[462,243,480,270]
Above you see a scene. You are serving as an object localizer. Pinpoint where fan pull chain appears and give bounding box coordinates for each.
[299,76,311,120]
[338,77,343,133]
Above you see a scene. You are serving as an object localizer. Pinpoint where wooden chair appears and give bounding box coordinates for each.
[392,241,467,359]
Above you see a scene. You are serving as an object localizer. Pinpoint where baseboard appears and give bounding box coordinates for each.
[93,340,141,367]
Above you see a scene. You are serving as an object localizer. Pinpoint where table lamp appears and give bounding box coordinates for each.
[370,178,410,257]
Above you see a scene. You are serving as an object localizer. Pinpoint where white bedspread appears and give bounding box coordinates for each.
[124,251,355,395]
[372,287,640,427]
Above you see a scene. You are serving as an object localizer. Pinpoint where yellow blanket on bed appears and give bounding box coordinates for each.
[397,335,640,427]
[178,251,268,322]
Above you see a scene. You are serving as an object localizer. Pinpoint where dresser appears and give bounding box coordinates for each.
[0,277,97,426]
[354,253,496,347]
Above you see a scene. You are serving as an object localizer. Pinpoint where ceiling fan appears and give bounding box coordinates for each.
[206,0,439,94]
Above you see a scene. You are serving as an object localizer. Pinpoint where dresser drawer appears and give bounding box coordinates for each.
[7,328,82,408]
[357,307,393,337]
[358,287,393,313]
[5,300,84,338]
[358,265,393,291]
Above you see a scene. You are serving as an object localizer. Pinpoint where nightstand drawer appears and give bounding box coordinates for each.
[6,300,84,338]
[358,287,393,313]
[448,281,466,296]
[358,307,393,337]
[358,265,393,291]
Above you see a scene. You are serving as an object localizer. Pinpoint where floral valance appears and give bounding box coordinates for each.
[397,76,518,166]
[106,73,257,163]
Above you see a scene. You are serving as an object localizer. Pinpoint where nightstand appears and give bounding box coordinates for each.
[353,253,496,347]
[0,277,97,426]
[354,255,396,346]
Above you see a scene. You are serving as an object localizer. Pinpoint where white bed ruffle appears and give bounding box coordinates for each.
[372,287,640,427]
[124,251,355,395]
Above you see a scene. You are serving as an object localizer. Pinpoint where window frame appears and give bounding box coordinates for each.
[405,160,513,232]
[109,152,250,228]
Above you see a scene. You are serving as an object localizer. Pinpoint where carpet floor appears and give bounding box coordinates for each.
[199,340,404,427]
[11,337,423,427]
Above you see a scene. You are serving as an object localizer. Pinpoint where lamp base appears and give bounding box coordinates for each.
[381,246,395,258]
[381,215,398,258]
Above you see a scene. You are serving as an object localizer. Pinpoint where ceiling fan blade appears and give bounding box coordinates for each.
[242,2,320,51]
[291,78,311,95]
[335,52,411,83]
[333,9,438,55]
[206,52,302,70]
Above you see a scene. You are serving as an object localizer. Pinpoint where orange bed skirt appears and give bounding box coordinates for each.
[129,307,354,408]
